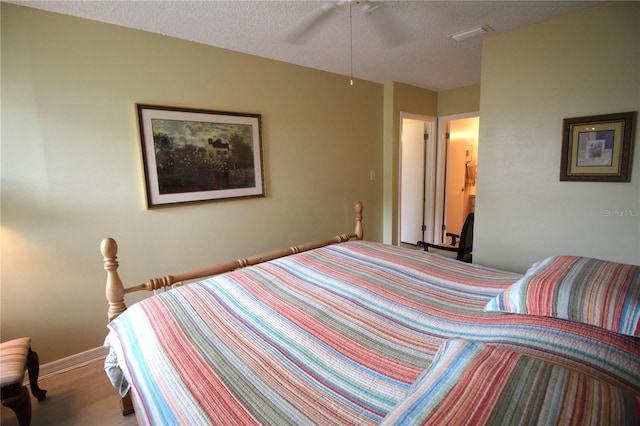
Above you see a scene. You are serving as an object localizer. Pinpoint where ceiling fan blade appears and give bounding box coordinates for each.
[282,1,347,44]
[362,1,410,47]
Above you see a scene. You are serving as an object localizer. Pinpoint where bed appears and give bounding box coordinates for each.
[102,202,640,425]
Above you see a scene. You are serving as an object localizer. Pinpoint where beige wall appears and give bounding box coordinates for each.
[475,2,640,272]
[438,85,480,117]
[1,4,384,362]
[5,2,633,364]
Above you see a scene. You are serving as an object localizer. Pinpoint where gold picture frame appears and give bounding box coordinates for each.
[560,111,636,182]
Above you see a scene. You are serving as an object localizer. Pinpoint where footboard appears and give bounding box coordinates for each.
[101,201,363,322]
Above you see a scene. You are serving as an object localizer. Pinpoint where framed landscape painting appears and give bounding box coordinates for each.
[137,104,264,207]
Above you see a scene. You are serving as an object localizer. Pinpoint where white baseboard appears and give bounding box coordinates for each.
[36,346,108,380]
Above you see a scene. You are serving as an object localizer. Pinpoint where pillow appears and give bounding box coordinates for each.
[381,339,640,425]
[484,256,640,336]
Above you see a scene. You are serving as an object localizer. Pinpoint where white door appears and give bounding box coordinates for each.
[400,120,426,244]
[399,114,436,246]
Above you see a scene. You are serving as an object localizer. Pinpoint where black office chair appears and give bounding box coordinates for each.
[417,213,474,263]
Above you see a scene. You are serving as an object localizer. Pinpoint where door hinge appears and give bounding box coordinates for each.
[424,133,429,141]
[445,132,450,139]
[441,224,446,231]
[422,225,427,232]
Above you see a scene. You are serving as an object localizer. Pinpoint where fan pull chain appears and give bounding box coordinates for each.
[349,1,354,86]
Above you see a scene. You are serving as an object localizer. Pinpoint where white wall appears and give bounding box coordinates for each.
[0,4,384,362]
[475,2,640,272]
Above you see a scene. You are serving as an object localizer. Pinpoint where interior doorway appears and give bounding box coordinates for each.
[398,112,479,248]
[398,113,436,246]
[436,113,479,244]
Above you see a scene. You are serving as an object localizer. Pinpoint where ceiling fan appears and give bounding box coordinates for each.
[282,0,407,85]
[282,0,407,48]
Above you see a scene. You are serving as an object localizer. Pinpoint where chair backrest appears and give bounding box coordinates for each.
[456,212,474,262]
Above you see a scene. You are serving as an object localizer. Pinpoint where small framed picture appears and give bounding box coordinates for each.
[137,104,264,207]
[560,111,636,182]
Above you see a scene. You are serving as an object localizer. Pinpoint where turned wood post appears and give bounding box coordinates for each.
[101,238,127,322]
[354,201,363,240]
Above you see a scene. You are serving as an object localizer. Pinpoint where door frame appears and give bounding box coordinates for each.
[434,111,479,244]
[397,112,437,246]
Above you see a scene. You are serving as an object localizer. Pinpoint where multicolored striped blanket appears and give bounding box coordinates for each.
[105,241,640,425]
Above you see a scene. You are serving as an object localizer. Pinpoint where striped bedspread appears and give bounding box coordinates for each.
[106,241,640,425]
[382,339,640,425]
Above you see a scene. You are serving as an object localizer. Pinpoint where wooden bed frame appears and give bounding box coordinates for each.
[101,202,363,415]
[102,201,363,321]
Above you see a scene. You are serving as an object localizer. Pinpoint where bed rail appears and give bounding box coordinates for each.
[102,201,363,322]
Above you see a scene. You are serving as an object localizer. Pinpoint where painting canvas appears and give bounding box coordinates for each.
[576,130,614,167]
[137,105,264,207]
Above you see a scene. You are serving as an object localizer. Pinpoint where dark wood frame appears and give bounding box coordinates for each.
[137,104,265,207]
[1,346,46,426]
[560,111,636,182]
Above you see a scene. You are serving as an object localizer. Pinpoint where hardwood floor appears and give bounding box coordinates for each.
[1,358,137,426]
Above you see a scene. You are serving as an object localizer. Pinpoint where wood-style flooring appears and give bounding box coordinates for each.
[1,358,137,426]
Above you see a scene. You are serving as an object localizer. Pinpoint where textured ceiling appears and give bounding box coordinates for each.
[6,1,602,91]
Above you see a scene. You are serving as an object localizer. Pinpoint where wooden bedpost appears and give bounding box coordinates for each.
[101,238,135,416]
[354,201,363,240]
[101,238,127,322]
